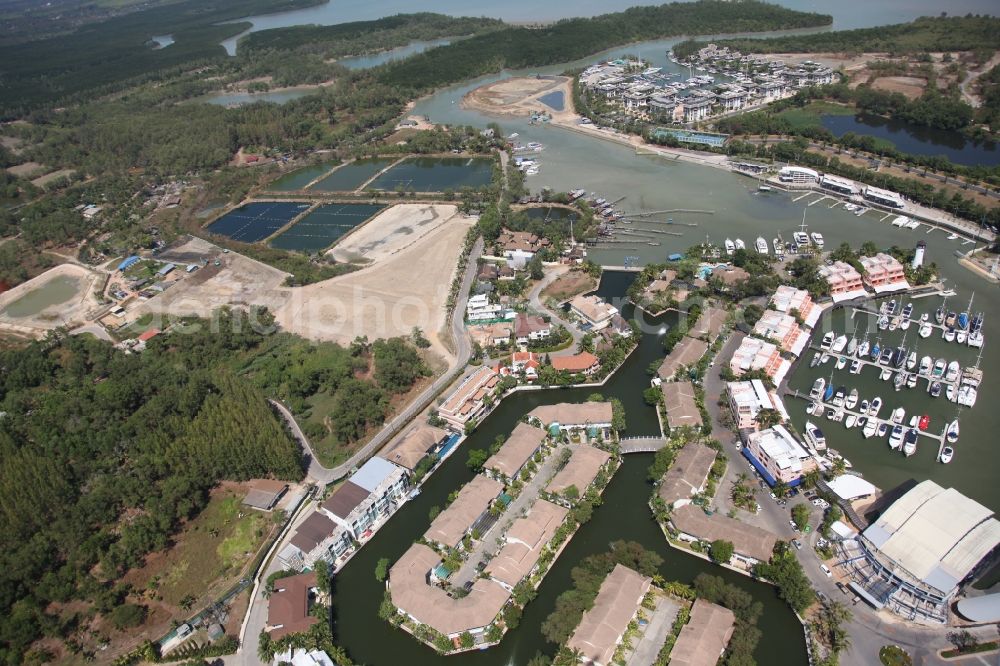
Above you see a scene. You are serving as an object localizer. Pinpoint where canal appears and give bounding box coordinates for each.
[331,273,809,665]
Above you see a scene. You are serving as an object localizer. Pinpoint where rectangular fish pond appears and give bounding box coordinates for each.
[266,164,337,191]
[310,157,398,192]
[269,203,386,253]
[205,201,310,243]
[364,156,494,192]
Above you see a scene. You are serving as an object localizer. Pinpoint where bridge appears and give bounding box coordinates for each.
[619,436,668,454]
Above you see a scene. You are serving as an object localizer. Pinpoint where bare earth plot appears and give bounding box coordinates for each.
[328,203,462,264]
[870,76,926,100]
[462,75,575,122]
[277,210,473,362]
[0,263,104,337]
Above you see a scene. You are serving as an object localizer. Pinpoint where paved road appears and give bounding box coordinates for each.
[625,594,679,666]
[450,442,571,589]
[527,265,586,357]
[68,323,114,342]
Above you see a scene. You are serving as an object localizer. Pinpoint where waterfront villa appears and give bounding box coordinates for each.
[389,543,510,643]
[661,380,704,432]
[741,424,817,487]
[485,499,569,590]
[752,309,808,356]
[514,313,551,344]
[545,445,613,502]
[687,305,729,343]
[485,422,547,482]
[439,365,500,429]
[496,229,550,267]
[551,351,601,375]
[569,294,618,331]
[727,379,785,431]
[729,336,789,384]
[859,253,910,294]
[769,285,821,328]
[529,401,614,437]
[319,457,409,541]
[266,571,320,640]
[278,512,353,571]
[657,443,718,508]
[566,564,653,666]
[658,337,708,382]
[469,321,513,348]
[671,599,736,666]
[670,504,777,567]
[818,261,867,303]
[424,475,504,550]
[383,423,452,472]
[466,293,504,322]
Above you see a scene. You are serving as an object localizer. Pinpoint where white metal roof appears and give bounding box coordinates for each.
[827,475,878,500]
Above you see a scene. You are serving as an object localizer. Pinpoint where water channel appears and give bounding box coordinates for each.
[332,275,809,665]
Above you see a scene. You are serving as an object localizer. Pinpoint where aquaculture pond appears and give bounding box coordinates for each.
[269,204,386,253]
[0,275,82,318]
[266,164,337,191]
[310,158,398,192]
[538,90,565,111]
[365,156,494,192]
[328,272,809,666]
[205,201,309,243]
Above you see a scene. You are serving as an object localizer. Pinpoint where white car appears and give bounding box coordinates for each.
[820,564,832,577]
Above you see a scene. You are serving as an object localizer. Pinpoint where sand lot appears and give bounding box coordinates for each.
[277,213,473,360]
[870,76,926,100]
[127,236,290,323]
[462,76,575,121]
[328,203,463,264]
[0,263,104,337]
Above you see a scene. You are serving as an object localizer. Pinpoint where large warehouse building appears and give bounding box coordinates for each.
[839,481,1000,623]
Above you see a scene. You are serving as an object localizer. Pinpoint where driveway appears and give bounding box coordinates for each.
[527,266,586,357]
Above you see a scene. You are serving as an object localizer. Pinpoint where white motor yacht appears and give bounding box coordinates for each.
[845,414,857,428]
[869,397,882,416]
[755,237,768,254]
[810,377,826,399]
[888,425,905,450]
[820,332,834,349]
[836,356,847,370]
[831,335,848,353]
[891,407,906,424]
[919,356,932,375]
[857,339,870,358]
[805,421,827,451]
[877,422,889,438]
[734,238,746,251]
[946,420,959,443]
[906,352,917,370]
[811,232,825,248]
[724,238,735,255]
[845,389,859,410]
[902,429,918,457]
[918,322,933,338]
[880,368,893,381]
[939,446,954,463]
[849,359,862,374]
[862,419,878,438]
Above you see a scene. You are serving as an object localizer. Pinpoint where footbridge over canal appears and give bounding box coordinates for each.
[619,436,667,453]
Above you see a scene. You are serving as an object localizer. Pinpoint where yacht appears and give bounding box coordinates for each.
[943,327,956,342]
[906,373,918,389]
[886,300,897,316]
[945,361,960,382]
[811,232,825,248]
[870,341,881,362]
[823,382,834,402]
[939,446,954,464]
[880,367,893,381]
[878,315,890,331]
[906,352,917,371]
[820,331,835,349]
[901,303,913,320]
[846,388,859,410]
[894,372,906,391]
[859,399,869,413]
[755,237,769,254]
[946,420,959,443]
[849,359,862,374]
[809,352,821,368]
[773,237,784,256]
[918,356,932,375]
[932,358,946,377]
[862,418,878,438]
[879,348,893,365]
[831,335,848,353]
[832,408,845,423]
[793,231,809,245]
[845,414,857,428]
[918,322,933,338]
[805,421,827,451]
[957,330,968,344]
[835,356,847,370]
[869,396,882,416]
[821,352,831,365]
[968,330,984,347]
[734,238,746,251]
[847,337,858,355]
[857,338,870,358]
[920,313,929,323]
[888,317,899,332]
[929,381,942,398]
[899,316,911,331]
[891,407,906,424]
[832,387,846,406]
[947,384,957,401]
[918,414,930,431]
[888,425,905,450]
[945,311,957,327]
[935,306,945,325]
[877,422,889,438]
[809,377,826,399]
[724,238,735,255]
[902,429,918,457]
[892,347,907,368]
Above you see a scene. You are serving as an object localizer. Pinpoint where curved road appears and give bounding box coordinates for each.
[527,265,587,356]
[271,237,484,485]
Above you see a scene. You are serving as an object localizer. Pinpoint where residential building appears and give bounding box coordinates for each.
[713,266,750,287]
[486,500,569,589]
[678,96,714,123]
[859,253,910,293]
[662,381,703,432]
[770,285,821,328]
[820,174,858,196]
[742,424,817,487]
[752,309,808,356]
[496,229,550,268]
[273,648,335,666]
[546,445,612,500]
[466,293,504,322]
[319,457,409,540]
[468,322,513,348]
[727,379,781,430]
[843,481,1000,623]
[657,337,708,382]
[509,351,541,380]
[657,443,717,508]
[383,423,451,472]
[778,166,819,184]
[671,599,736,666]
[670,504,778,566]
[529,402,613,434]
[729,336,787,383]
[439,366,500,429]
[551,351,601,375]
[242,479,288,511]
[424,475,504,549]
[389,543,510,640]
[863,185,905,209]
[687,305,728,343]
[279,511,353,570]
[566,564,652,666]
[716,87,749,112]
[569,294,618,331]
[485,422,547,482]
[514,313,551,344]
[266,571,319,640]
[818,261,867,302]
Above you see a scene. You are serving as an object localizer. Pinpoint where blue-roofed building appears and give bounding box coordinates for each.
[668,253,684,261]
[319,457,409,540]
[118,255,141,272]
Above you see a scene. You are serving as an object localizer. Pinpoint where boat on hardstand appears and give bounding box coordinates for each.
[946,420,959,443]
[805,421,827,451]
[756,237,768,254]
[902,429,918,457]
[889,425,905,450]
[939,446,954,464]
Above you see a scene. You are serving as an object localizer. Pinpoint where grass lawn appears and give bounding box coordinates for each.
[777,100,855,131]
[144,488,275,607]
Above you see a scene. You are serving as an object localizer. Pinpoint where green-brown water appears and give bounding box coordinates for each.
[1,275,82,318]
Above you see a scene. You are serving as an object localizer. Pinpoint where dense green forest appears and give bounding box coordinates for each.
[0,307,428,663]
[376,2,832,93]
[676,15,1000,58]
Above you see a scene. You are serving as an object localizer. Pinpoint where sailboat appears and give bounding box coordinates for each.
[946,419,960,443]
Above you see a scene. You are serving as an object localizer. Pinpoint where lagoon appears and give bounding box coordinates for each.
[338,38,453,69]
[197,87,318,107]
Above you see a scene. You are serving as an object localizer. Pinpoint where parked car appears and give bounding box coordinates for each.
[836,581,849,595]
[820,564,832,577]
[792,539,803,550]
[789,519,800,531]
